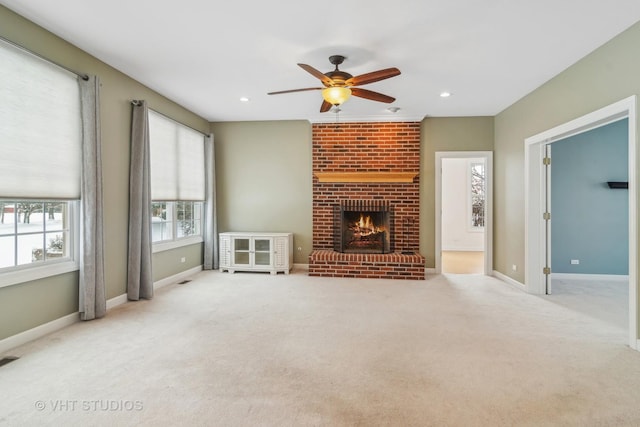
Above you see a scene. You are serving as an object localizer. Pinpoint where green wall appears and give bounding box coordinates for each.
[0,5,209,341]
[494,21,640,337]
[210,120,313,264]
[420,117,495,267]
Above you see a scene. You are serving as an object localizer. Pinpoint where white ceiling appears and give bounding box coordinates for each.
[2,1,640,123]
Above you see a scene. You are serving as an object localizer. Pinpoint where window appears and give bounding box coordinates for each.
[148,110,205,251]
[0,40,81,286]
[0,201,75,269]
[151,201,203,244]
[470,161,486,229]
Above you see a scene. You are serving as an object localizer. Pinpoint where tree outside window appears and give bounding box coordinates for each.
[471,162,485,228]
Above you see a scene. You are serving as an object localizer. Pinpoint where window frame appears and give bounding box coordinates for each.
[468,161,486,232]
[151,200,204,253]
[0,200,79,289]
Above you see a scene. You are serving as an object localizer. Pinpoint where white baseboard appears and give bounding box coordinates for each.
[106,293,128,310]
[0,312,79,355]
[0,265,204,355]
[425,267,437,275]
[293,263,309,272]
[442,247,484,252]
[153,265,203,290]
[493,270,525,291]
[550,273,629,281]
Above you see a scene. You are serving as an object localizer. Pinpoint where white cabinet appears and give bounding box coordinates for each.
[219,232,293,275]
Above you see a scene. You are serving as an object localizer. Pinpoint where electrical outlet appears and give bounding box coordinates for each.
[180,257,186,263]
[571,259,580,265]
[512,264,517,272]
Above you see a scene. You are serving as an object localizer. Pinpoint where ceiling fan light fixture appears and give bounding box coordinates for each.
[322,87,351,106]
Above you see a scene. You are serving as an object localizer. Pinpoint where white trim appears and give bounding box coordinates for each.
[154,265,203,290]
[293,263,309,272]
[152,235,203,253]
[442,246,485,252]
[493,270,525,290]
[425,267,437,275]
[524,95,637,351]
[435,151,493,275]
[550,273,629,281]
[0,260,79,289]
[0,312,79,355]
[106,293,128,310]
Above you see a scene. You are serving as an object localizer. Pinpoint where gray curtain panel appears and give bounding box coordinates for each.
[127,101,153,300]
[203,133,218,270]
[78,75,106,320]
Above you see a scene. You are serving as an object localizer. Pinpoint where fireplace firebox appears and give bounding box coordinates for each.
[333,200,392,254]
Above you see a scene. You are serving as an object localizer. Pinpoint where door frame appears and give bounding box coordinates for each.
[524,95,638,350]
[435,151,493,275]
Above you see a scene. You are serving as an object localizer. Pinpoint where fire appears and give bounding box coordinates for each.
[355,213,384,236]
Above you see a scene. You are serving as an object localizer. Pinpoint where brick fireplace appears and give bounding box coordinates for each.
[309,121,425,280]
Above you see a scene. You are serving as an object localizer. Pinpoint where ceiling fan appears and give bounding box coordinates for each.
[268,55,401,112]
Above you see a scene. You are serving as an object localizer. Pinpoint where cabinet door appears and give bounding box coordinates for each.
[253,237,272,267]
[273,236,287,269]
[219,235,231,268]
[232,237,251,266]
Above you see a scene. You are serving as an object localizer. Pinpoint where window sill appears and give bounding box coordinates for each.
[0,260,79,289]
[152,236,203,253]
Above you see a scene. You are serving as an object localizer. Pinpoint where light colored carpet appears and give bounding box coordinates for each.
[548,276,629,331]
[1,270,639,426]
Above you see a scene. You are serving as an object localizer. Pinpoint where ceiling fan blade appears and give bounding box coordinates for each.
[351,88,396,103]
[268,87,322,95]
[346,67,401,86]
[298,63,334,86]
[320,100,332,112]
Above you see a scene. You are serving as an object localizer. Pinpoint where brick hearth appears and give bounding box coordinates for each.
[310,121,425,279]
[309,250,425,280]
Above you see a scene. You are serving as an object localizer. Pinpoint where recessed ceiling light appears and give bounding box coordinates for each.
[239,97,250,102]
[440,92,451,98]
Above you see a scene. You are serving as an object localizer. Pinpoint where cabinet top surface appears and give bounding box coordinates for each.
[219,232,293,237]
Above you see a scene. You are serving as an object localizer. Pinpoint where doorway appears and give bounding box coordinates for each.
[436,151,493,275]
[524,96,638,350]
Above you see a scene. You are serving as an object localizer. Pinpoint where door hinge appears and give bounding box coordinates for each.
[543,267,551,275]
[543,157,551,166]
[543,212,551,220]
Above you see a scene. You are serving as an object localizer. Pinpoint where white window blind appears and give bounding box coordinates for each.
[149,110,205,201]
[0,40,81,199]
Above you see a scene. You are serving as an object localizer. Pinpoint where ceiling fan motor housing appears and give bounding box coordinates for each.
[325,70,352,87]
[326,55,351,86]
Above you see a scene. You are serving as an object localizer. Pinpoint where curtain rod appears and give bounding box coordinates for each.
[131,100,209,137]
[0,35,89,81]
